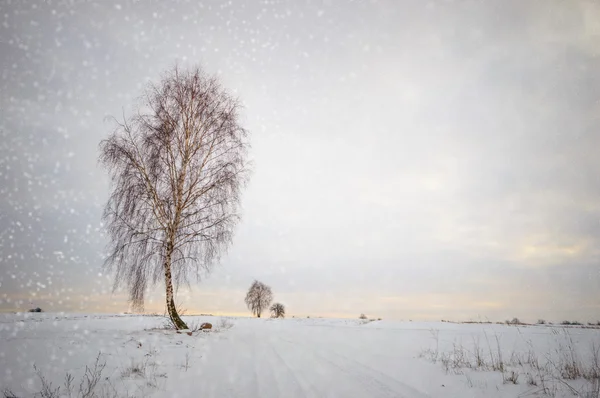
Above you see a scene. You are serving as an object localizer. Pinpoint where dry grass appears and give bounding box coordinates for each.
[420,327,600,397]
[503,370,519,384]
[3,353,123,398]
[218,317,234,331]
[121,359,149,379]
[3,349,170,398]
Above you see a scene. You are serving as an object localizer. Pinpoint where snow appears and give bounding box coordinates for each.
[1,314,599,397]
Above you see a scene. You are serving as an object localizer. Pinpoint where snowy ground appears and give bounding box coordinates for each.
[1,314,599,397]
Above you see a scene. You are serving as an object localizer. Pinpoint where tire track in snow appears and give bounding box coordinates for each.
[311,334,433,398]
[278,337,401,397]
[316,346,431,398]
[242,329,264,398]
[278,335,431,398]
[273,334,373,397]
[266,335,324,398]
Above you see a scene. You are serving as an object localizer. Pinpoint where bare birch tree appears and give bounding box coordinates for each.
[245,280,273,318]
[99,65,249,330]
[270,302,285,318]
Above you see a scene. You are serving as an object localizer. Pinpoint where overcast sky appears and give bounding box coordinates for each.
[1,0,599,322]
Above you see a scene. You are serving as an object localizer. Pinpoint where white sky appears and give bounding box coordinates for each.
[1,0,599,322]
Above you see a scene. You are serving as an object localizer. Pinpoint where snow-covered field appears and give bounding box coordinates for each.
[1,314,599,397]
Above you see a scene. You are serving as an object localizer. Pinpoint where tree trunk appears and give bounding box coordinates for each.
[257,313,261,318]
[164,253,188,330]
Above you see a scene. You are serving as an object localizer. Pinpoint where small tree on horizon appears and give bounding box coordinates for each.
[99,65,250,330]
[270,302,285,318]
[245,280,273,318]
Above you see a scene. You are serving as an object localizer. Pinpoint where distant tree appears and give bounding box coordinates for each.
[245,280,272,318]
[99,65,250,330]
[359,313,368,320]
[270,303,285,318]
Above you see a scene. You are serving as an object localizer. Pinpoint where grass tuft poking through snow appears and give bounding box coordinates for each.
[420,326,600,397]
[3,353,112,398]
[217,317,234,331]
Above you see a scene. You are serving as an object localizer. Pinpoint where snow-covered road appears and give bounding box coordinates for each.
[194,319,432,398]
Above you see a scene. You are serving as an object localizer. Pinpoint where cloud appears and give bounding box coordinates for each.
[1,0,599,322]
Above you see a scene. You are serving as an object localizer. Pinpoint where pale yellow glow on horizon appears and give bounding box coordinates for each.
[1,287,597,323]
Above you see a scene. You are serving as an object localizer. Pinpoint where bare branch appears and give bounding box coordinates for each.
[99,64,250,328]
[245,280,273,318]
[270,303,285,318]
